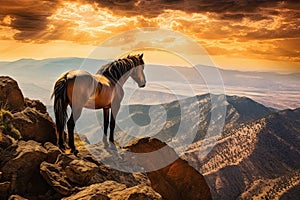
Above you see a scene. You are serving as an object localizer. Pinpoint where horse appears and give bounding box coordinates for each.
[51,54,146,154]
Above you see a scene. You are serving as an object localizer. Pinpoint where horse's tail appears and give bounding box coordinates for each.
[51,73,69,135]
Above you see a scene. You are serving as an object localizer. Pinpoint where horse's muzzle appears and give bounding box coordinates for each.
[139,83,146,88]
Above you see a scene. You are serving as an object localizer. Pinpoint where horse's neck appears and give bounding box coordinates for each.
[118,73,131,86]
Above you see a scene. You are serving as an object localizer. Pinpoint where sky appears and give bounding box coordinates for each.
[0,0,299,73]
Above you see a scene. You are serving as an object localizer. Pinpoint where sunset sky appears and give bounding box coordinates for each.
[0,0,299,73]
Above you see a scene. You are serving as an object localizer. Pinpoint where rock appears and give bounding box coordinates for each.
[0,76,24,113]
[65,159,98,186]
[56,154,77,169]
[25,98,47,114]
[91,163,150,188]
[8,194,28,200]
[40,161,73,196]
[40,153,98,196]
[0,140,49,197]
[12,107,56,144]
[63,180,161,200]
[110,184,162,200]
[0,131,15,150]
[40,154,78,196]
[0,181,11,199]
[126,137,212,200]
[44,142,61,163]
[62,181,123,200]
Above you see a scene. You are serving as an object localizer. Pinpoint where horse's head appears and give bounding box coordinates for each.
[129,53,146,88]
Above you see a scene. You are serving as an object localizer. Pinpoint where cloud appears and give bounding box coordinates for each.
[0,0,62,41]
[0,0,299,65]
[87,0,300,17]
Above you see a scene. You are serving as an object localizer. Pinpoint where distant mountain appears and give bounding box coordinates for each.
[1,58,299,109]
[182,108,300,199]
[71,93,274,146]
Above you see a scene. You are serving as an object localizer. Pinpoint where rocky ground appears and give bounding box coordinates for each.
[0,76,212,200]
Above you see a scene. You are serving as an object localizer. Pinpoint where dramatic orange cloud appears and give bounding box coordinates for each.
[0,0,299,72]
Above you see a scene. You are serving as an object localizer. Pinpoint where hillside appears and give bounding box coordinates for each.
[112,93,274,146]
[182,108,300,199]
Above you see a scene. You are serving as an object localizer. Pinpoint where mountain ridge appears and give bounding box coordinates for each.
[1,57,299,109]
[182,107,300,199]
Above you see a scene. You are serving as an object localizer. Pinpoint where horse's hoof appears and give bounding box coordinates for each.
[71,149,79,156]
[109,138,115,144]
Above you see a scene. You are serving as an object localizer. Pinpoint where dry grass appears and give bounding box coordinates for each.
[0,109,21,139]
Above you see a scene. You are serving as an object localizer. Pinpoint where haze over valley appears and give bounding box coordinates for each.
[0,58,299,110]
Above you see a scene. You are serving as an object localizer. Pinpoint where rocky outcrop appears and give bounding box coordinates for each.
[0,140,50,199]
[39,151,160,199]
[0,76,56,144]
[0,76,24,113]
[25,98,47,114]
[63,181,161,200]
[0,131,14,150]
[12,107,56,144]
[8,195,28,200]
[126,138,212,200]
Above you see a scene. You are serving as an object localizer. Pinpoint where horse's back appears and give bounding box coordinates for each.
[63,70,99,108]
[65,70,93,80]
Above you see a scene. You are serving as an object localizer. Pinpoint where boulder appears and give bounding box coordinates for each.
[0,181,11,199]
[0,131,15,150]
[110,184,162,200]
[8,194,28,200]
[0,76,24,113]
[62,180,161,200]
[40,153,98,196]
[40,154,79,196]
[62,181,123,200]
[40,161,73,196]
[25,98,47,114]
[91,163,150,188]
[0,140,50,197]
[44,142,62,163]
[12,107,56,144]
[126,137,212,200]
[65,159,98,186]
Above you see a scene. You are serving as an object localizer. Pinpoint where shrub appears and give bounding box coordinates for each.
[0,109,21,140]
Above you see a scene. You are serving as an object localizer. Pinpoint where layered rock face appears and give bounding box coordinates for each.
[126,138,212,200]
[0,76,211,199]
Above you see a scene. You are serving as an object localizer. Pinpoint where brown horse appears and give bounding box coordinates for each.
[51,54,146,154]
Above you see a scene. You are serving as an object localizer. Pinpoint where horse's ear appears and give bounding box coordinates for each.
[127,55,130,58]
[139,53,143,59]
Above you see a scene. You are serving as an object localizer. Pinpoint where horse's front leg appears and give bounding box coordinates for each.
[103,107,110,142]
[110,102,120,143]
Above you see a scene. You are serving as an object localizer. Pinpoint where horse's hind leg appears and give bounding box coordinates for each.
[58,130,65,150]
[67,107,82,155]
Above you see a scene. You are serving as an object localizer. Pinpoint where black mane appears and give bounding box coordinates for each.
[96,57,137,83]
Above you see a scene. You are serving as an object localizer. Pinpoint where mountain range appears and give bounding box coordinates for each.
[0,58,299,109]
[182,107,300,199]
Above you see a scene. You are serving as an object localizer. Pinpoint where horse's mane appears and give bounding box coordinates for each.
[96,56,141,83]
